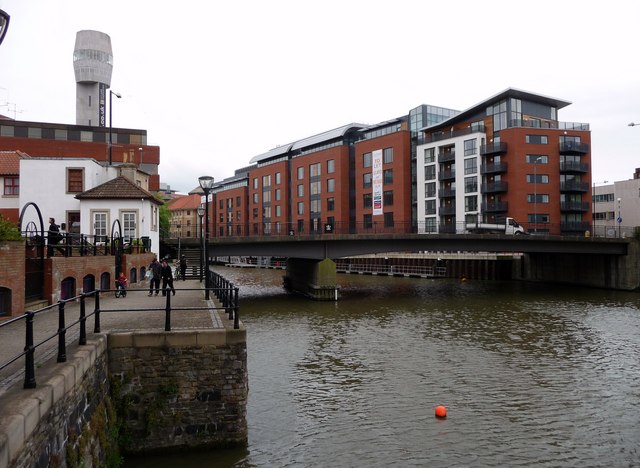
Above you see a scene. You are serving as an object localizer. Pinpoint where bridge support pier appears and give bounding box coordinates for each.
[283,258,340,300]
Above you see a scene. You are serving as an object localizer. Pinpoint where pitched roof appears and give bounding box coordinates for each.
[75,176,163,204]
[0,150,30,175]
[168,193,201,211]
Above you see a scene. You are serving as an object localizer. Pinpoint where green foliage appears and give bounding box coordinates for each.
[0,216,22,241]
[157,194,171,239]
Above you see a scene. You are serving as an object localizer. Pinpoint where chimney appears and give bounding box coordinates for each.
[119,163,137,183]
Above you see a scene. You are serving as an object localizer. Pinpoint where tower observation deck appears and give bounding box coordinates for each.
[73,30,113,127]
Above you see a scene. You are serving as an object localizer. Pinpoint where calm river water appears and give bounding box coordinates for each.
[126,267,640,467]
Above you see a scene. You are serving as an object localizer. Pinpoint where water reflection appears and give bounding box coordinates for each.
[126,268,640,467]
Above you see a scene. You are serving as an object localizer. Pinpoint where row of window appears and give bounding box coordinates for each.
[0,125,145,145]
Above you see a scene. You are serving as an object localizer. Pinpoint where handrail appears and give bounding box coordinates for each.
[22,231,153,258]
[0,283,241,390]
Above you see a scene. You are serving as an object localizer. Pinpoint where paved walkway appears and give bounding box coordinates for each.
[0,279,229,396]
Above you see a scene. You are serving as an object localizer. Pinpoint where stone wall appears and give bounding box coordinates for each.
[108,329,248,453]
[0,336,118,468]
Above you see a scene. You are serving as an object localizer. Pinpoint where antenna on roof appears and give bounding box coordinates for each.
[0,101,24,119]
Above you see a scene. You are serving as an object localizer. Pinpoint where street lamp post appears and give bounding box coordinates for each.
[617,197,622,238]
[108,90,121,165]
[197,205,205,283]
[199,176,215,299]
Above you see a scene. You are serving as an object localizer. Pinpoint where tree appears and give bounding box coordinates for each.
[157,194,171,239]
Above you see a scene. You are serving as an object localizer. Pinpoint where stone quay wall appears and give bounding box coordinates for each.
[108,329,248,454]
[1,336,119,468]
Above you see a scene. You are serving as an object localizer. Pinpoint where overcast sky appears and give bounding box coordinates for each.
[1,0,639,193]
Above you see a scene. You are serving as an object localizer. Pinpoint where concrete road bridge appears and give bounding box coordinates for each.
[167,234,637,300]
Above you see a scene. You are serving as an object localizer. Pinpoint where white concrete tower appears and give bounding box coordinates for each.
[73,30,113,127]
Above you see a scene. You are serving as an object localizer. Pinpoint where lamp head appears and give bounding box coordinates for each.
[0,9,9,46]
[197,206,205,217]
[198,175,215,191]
[110,90,121,99]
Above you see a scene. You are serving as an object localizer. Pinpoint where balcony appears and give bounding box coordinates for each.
[559,161,589,173]
[438,188,456,198]
[481,201,508,213]
[481,162,508,175]
[559,141,589,154]
[480,142,507,155]
[438,151,456,163]
[438,170,456,181]
[560,201,590,212]
[560,181,589,192]
[561,221,591,233]
[481,181,508,193]
[439,205,456,216]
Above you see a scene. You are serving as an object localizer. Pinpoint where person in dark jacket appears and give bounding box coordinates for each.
[160,259,175,296]
[47,217,62,257]
[148,257,162,296]
[179,254,187,281]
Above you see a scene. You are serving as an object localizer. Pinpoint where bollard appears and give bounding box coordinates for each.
[165,287,172,331]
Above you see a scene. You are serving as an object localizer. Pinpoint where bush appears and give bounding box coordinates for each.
[0,216,22,241]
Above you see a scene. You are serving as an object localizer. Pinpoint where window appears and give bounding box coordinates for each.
[528,213,549,224]
[425,200,436,215]
[263,191,271,203]
[363,152,372,168]
[383,147,393,164]
[465,176,477,193]
[465,196,478,212]
[253,178,258,189]
[262,175,271,187]
[122,212,136,243]
[363,193,372,208]
[527,154,548,164]
[297,202,304,215]
[527,174,549,183]
[384,212,394,227]
[297,167,304,180]
[67,168,84,193]
[526,135,548,144]
[3,176,18,195]
[310,199,321,214]
[384,190,393,206]
[383,169,393,184]
[327,197,335,211]
[425,165,436,181]
[327,179,335,193]
[275,172,281,184]
[219,199,224,209]
[327,159,335,174]
[528,194,549,203]
[310,181,321,196]
[363,214,373,229]
[310,163,321,178]
[425,182,436,198]
[275,188,281,201]
[276,205,281,217]
[363,173,372,188]
[464,158,477,175]
[424,148,435,164]
[253,193,258,204]
[236,196,241,206]
[464,139,477,156]
[93,211,108,242]
[297,184,304,197]
[253,208,258,219]
[227,199,233,209]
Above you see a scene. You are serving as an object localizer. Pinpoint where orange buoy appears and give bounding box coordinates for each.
[435,405,447,418]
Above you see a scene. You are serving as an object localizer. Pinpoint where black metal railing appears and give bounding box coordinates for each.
[0,284,240,390]
[210,271,240,330]
[23,231,153,258]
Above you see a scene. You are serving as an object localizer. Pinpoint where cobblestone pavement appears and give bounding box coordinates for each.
[0,279,228,395]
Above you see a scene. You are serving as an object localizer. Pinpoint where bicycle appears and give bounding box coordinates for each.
[115,280,127,298]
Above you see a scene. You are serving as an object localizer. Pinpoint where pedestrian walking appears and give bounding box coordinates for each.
[47,217,62,257]
[161,258,175,296]
[148,257,162,296]
[179,254,187,281]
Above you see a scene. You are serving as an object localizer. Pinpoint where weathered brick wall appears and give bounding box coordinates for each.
[0,240,25,318]
[108,329,248,453]
[1,336,119,468]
